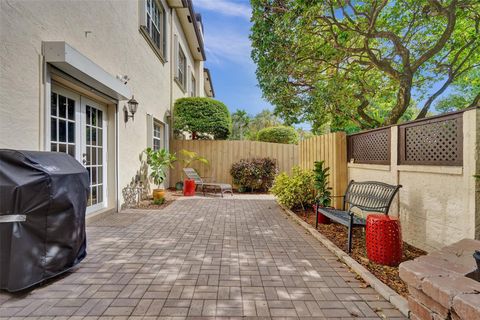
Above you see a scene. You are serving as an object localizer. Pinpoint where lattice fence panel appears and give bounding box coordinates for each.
[399,114,463,166]
[348,128,390,164]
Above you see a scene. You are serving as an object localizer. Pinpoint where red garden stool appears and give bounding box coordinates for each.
[183,179,196,196]
[366,214,402,266]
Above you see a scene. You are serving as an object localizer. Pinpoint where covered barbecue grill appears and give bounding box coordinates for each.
[0,149,89,292]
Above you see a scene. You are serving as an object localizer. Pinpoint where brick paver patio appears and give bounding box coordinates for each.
[0,197,405,319]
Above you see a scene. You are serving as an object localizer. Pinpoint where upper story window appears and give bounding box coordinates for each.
[190,73,196,97]
[141,0,166,60]
[177,45,186,88]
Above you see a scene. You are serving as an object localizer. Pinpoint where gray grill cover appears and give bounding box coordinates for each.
[0,150,88,292]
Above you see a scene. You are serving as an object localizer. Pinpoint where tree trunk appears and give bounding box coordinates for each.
[387,76,413,125]
[192,131,197,140]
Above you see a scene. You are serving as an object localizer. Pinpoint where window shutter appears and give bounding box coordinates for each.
[146,114,153,148]
[139,0,147,27]
[174,34,178,78]
[162,9,167,59]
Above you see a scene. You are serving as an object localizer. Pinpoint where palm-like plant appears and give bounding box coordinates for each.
[145,148,176,188]
[179,149,209,169]
[313,160,332,207]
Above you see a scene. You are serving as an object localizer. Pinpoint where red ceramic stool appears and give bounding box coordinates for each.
[183,179,196,196]
[366,214,402,266]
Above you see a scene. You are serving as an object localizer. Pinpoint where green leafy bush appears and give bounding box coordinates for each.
[257,126,299,144]
[174,97,231,140]
[230,158,278,191]
[270,166,315,211]
[145,148,176,188]
[313,160,332,207]
[153,198,165,205]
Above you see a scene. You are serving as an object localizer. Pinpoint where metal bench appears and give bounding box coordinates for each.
[315,180,401,253]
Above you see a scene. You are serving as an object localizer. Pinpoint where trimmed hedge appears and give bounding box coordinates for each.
[230,158,278,191]
[174,97,231,140]
[257,126,299,144]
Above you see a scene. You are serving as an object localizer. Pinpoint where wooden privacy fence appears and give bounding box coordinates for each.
[170,133,348,208]
[298,132,348,208]
[170,140,298,187]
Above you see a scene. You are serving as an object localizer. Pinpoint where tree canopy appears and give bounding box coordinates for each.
[251,0,480,132]
[231,109,250,140]
[257,126,299,144]
[173,97,231,140]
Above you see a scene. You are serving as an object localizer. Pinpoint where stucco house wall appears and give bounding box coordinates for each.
[0,0,211,215]
[348,108,479,252]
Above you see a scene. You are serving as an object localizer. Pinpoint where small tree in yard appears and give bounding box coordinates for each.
[257,126,299,144]
[174,97,231,140]
[313,161,331,207]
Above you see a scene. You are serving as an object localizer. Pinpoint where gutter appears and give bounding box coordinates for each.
[181,0,206,60]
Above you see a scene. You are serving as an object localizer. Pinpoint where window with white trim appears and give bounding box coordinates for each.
[190,73,196,96]
[153,120,164,151]
[143,0,166,58]
[177,45,186,88]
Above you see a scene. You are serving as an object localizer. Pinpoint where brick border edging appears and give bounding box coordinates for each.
[278,203,410,317]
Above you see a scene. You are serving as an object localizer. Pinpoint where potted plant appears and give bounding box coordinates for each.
[313,160,332,224]
[145,148,176,200]
[177,149,209,195]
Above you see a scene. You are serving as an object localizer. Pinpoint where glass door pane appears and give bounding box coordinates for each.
[84,104,105,208]
[50,91,77,157]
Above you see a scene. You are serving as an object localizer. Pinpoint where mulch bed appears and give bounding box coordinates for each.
[293,207,426,297]
[135,189,181,210]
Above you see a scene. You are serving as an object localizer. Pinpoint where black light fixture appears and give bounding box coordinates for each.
[124,96,138,122]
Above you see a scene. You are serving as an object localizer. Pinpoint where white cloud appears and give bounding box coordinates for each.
[194,0,251,20]
[204,31,253,67]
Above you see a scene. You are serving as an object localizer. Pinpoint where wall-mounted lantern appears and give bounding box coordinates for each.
[124,96,138,122]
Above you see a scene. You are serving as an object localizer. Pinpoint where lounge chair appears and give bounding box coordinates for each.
[183,168,233,197]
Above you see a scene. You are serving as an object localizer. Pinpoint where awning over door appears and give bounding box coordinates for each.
[43,41,131,101]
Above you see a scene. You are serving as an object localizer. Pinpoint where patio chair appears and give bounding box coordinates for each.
[183,168,233,197]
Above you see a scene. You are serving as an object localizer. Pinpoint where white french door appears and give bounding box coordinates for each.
[49,85,107,214]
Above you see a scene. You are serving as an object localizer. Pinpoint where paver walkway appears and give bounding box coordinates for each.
[0,197,405,319]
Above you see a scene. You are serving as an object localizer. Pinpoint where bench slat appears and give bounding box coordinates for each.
[318,208,366,226]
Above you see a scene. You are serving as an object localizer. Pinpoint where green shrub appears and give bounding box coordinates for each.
[145,148,176,188]
[257,126,299,144]
[174,97,231,140]
[230,158,278,191]
[153,198,165,205]
[313,160,332,207]
[270,166,315,211]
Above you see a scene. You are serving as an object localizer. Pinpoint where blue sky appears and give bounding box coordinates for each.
[193,0,273,117]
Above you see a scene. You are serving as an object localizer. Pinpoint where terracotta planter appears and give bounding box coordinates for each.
[152,188,165,200]
[183,179,196,196]
[313,204,331,224]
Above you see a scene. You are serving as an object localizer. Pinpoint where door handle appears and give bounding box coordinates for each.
[82,153,88,165]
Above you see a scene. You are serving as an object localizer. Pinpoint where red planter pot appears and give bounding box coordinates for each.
[183,179,196,196]
[313,204,331,224]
